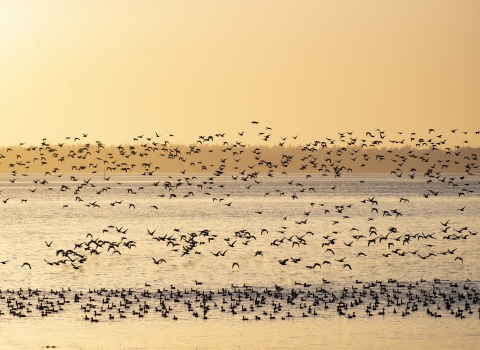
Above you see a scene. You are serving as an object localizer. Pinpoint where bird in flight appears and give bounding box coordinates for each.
[152,258,166,264]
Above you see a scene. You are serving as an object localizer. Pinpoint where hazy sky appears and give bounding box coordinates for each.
[1,1,479,147]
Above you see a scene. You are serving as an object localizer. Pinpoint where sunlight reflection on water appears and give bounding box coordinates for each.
[0,173,479,349]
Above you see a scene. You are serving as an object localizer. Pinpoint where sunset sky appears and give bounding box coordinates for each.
[1,1,479,147]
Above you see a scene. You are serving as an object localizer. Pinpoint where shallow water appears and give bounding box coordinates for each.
[1,315,479,350]
[0,173,479,349]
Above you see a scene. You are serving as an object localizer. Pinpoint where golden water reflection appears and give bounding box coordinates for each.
[1,315,478,349]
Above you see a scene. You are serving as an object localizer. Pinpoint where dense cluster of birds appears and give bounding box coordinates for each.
[0,279,479,322]
[0,124,479,300]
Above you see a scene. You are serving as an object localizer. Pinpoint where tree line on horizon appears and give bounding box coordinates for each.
[0,137,478,176]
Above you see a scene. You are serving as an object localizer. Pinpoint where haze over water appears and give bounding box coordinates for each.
[1,1,480,348]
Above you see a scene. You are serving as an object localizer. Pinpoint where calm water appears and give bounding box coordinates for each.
[0,173,479,349]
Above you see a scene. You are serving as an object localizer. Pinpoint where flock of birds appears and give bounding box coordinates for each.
[0,279,479,321]
[0,123,479,321]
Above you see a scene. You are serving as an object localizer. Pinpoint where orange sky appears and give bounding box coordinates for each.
[1,1,479,147]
